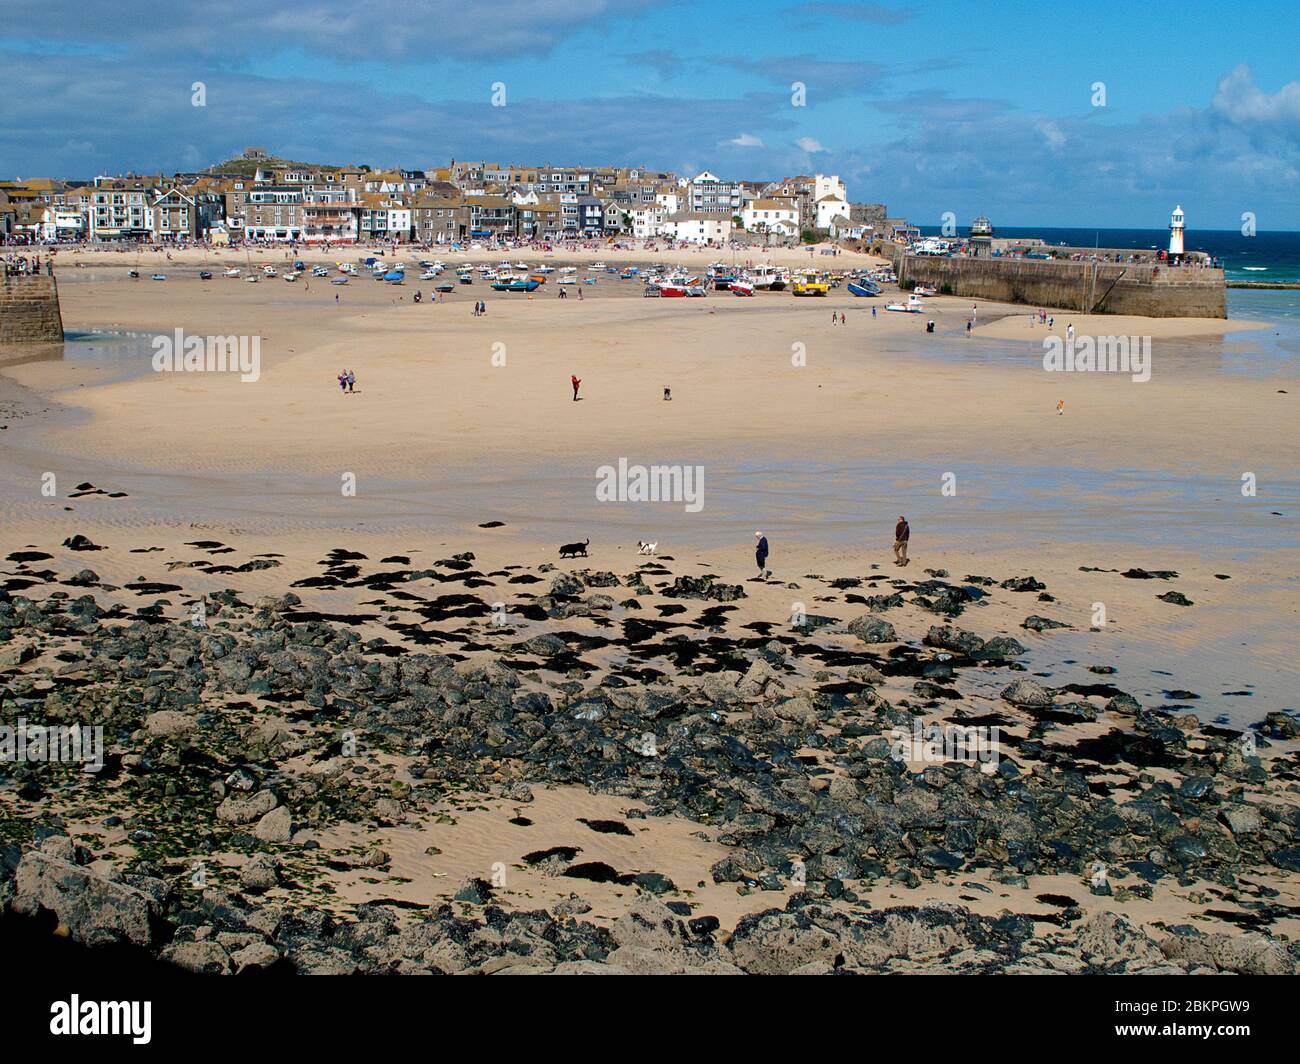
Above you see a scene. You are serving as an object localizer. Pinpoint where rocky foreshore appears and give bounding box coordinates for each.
[2,538,1297,975]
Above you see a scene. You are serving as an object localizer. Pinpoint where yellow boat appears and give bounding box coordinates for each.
[791,273,829,296]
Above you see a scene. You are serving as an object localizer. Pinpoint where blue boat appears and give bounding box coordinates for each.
[383,270,405,283]
[491,279,540,292]
[847,280,880,297]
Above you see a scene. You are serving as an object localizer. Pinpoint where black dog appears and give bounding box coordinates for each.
[558,538,590,558]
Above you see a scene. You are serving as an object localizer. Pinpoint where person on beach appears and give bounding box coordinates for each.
[346,370,356,393]
[966,320,973,336]
[338,372,347,394]
[754,531,770,580]
[1066,323,1074,342]
[872,306,877,318]
[1057,399,1065,416]
[663,387,672,401]
[571,374,581,401]
[893,515,910,566]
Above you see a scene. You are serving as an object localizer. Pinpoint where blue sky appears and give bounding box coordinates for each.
[2,0,1298,228]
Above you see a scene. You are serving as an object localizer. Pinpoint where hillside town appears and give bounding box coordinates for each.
[0,147,911,249]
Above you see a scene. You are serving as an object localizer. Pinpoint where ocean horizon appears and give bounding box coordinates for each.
[916,226,1300,284]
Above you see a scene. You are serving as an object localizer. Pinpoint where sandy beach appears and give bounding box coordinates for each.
[2,243,1297,974]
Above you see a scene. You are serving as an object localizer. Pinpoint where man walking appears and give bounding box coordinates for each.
[571,374,581,401]
[893,515,910,566]
[754,531,770,579]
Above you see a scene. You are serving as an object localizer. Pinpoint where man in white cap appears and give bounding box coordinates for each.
[754,531,770,580]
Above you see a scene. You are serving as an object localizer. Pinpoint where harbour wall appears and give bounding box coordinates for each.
[0,275,65,343]
[890,252,1227,318]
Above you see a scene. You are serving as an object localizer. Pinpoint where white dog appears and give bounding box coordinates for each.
[637,540,657,555]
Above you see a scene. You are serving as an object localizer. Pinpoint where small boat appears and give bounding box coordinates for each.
[556,275,576,285]
[151,273,167,281]
[199,271,213,280]
[293,260,305,271]
[127,269,140,279]
[491,278,540,292]
[434,283,454,293]
[384,270,405,283]
[330,276,348,285]
[419,270,439,280]
[914,284,938,296]
[535,265,555,274]
[730,281,755,296]
[312,266,329,277]
[590,261,606,270]
[457,272,474,284]
[284,271,301,281]
[262,265,277,276]
[223,267,241,277]
[582,278,597,285]
[245,275,260,283]
[885,294,925,313]
[847,279,881,297]
[657,283,687,298]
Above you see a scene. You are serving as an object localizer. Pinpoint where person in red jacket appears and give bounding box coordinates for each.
[571,375,581,401]
[893,515,910,566]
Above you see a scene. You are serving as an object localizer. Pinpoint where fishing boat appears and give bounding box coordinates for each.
[223,267,241,277]
[151,274,167,281]
[312,266,329,277]
[199,271,213,280]
[262,265,277,277]
[457,271,474,284]
[330,276,348,285]
[730,280,755,296]
[914,284,938,296]
[791,274,829,296]
[535,265,555,274]
[846,279,881,297]
[245,275,260,283]
[419,270,439,280]
[433,283,454,293]
[750,265,784,291]
[383,270,405,283]
[656,282,688,297]
[491,278,540,292]
[284,271,301,281]
[127,269,140,279]
[712,274,737,291]
[556,274,576,285]
[885,293,925,313]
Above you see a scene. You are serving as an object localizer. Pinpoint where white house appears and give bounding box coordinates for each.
[688,171,743,214]
[630,203,668,239]
[814,174,846,203]
[740,198,799,238]
[815,192,850,231]
[662,211,733,244]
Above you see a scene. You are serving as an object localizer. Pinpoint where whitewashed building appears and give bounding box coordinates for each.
[662,211,733,244]
[741,198,799,238]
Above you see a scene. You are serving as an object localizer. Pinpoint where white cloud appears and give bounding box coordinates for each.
[796,136,825,152]
[1212,64,1300,128]
[728,133,764,147]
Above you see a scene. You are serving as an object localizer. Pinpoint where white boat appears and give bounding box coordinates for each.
[312,266,329,277]
[261,265,277,276]
[245,275,259,283]
[750,264,788,291]
[885,293,926,313]
[223,267,241,278]
[730,280,755,296]
[556,274,576,285]
[283,271,301,281]
[420,270,439,280]
[535,265,555,274]
[914,284,938,296]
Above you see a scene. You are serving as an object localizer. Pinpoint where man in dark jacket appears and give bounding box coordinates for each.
[754,531,770,579]
[893,516,910,566]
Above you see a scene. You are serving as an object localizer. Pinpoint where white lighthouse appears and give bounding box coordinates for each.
[1169,205,1185,255]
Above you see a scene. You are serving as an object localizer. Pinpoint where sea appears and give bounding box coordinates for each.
[916,226,1300,284]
